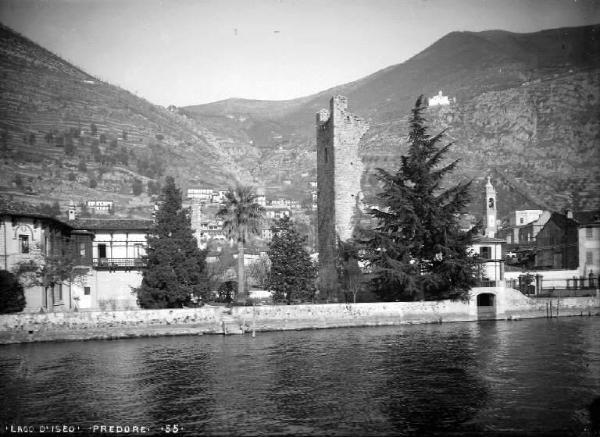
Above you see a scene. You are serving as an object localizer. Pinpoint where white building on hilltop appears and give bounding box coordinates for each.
[428,90,451,107]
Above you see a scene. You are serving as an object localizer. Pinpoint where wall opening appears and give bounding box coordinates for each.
[477,293,496,320]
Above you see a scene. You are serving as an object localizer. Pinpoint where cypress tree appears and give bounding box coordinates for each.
[136,176,206,308]
[268,216,316,304]
[363,96,478,301]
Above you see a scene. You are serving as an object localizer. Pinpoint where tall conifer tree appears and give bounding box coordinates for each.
[268,216,316,304]
[363,96,478,301]
[136,176,206,308]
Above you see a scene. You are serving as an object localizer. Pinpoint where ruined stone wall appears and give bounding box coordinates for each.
[316,96,368,298]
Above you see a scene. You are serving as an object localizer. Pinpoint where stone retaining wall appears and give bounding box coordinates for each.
[0,307,224,344]
[1,288,598,344]
[233,299,475,332]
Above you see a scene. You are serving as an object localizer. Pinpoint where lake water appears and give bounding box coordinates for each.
[1,317,599,436]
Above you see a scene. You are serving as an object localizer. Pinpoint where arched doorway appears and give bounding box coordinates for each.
[477,293,496,321]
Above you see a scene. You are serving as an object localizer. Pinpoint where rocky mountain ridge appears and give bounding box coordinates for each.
[184,24,600,217]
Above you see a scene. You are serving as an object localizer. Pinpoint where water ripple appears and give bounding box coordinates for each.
[1,318,599,435]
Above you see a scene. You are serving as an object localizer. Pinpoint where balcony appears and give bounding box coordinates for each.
[93,257,145,271]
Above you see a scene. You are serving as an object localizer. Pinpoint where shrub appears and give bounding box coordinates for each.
[89,179,97,188]
[218,281,237,303]
[0,270,26,313]
[132,178,143,196]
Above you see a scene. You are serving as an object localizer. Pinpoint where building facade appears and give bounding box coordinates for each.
[1,206,152,312]
[535,211,579,269]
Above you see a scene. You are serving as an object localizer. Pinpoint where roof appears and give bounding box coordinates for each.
[0,202,72,228]
[69,218,153,231]
[472,235,505,244]
[573,210,600,226]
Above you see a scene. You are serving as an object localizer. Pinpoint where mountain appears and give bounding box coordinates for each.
[1,23,598,220]
[184,24,600,218]
[0,23,250,217]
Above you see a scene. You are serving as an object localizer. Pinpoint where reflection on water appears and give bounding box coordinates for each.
[1,317,599,436]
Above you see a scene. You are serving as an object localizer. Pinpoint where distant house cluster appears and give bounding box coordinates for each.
[460,177,600,289]
[184,187,309,247]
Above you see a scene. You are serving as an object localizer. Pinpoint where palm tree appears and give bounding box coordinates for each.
[217,185,265,300]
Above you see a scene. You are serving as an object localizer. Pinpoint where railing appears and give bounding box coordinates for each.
[93,258,145,271]
[507,274,600,298]
[475,280,501,288]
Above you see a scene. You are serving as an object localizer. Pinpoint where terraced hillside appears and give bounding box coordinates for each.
[0,23,248,217]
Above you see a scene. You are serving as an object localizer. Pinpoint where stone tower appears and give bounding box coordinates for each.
[316,96,369,299]
[485,176,497,238]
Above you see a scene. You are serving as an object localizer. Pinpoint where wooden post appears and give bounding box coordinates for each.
[252,303,256,338]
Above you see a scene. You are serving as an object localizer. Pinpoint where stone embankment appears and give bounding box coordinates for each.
[1,287,599,344]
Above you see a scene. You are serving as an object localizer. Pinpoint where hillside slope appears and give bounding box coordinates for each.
[184,24,600,216]
[0,23,249,216]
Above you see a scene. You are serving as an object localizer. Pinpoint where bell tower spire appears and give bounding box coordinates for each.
[485,176,497,237]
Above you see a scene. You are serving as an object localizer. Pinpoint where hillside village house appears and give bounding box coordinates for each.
[534,211,580,270]
[1,206,151,312]
[497,209,548,244]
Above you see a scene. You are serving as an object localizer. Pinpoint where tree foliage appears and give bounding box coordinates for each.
[216,185,265,299]
[12,243,89,295]
[337,238,363,303]
[362,96,478,301]
[268,216,316,304]
[0,270,26,313]
[136,176,206,308]
[132,178,143,196]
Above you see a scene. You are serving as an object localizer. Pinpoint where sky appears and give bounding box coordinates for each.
[0,0,598,107]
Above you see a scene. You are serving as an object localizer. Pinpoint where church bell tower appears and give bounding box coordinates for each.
[485,177,497,238]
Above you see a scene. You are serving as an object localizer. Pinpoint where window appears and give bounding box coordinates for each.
[19,235,29,253]
[98,244,107,259]
[79,242,86,257]
[520,218,524,224]
[480,246,491,260]
[586,228,593,239]
[324,148,328,163]
[84,287,91,296]
[587,251,594,265]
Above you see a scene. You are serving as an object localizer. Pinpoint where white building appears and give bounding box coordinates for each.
[86,200,114,214]
[510,210,543,227]
[470,235,505,285]
[428,90,450,107]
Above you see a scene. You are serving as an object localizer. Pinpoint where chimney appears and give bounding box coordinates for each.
[564,209,573,219]
[67,200,76,221]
